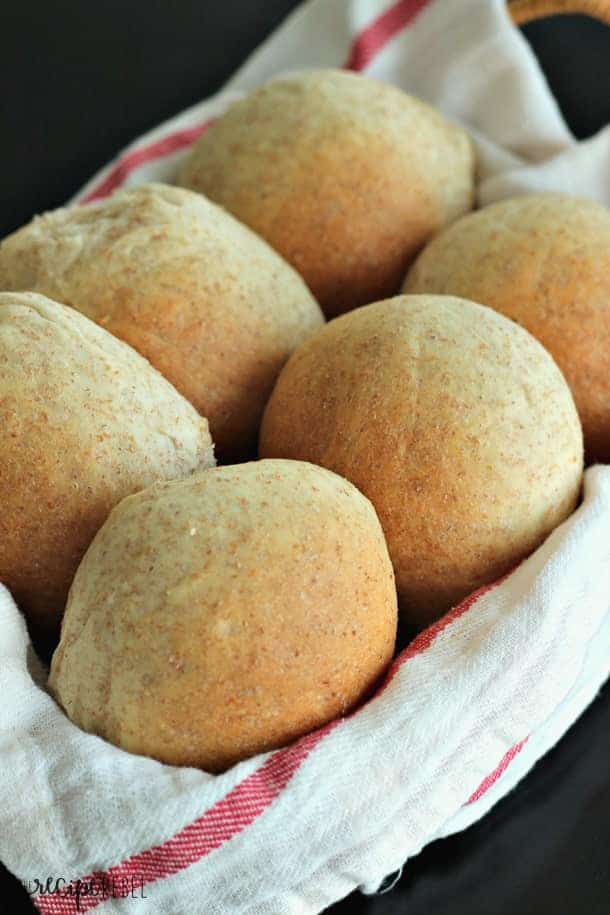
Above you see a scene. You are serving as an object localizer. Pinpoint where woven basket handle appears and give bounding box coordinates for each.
[508,0,610,26]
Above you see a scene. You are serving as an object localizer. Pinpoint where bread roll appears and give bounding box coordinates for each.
[49,459,397,771]
[0,182,324,460]
[179,69,475,317]
[404,194,610,463]
[260,295,583,626]
[0,292,214,633]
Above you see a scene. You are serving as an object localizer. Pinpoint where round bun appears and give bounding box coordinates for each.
[0,182,324,460]
[49,459,397,772]
[0,292,214,633]
[260,295,583,626]
[179,69,475,318]
[404,193,610,463]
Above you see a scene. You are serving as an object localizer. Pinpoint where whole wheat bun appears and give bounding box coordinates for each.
[260,295,583,626]
[179,69,475,318]
[49,459,397,772]
[403,194,610,463]
[0,182,323,460]
[0,292,214,634]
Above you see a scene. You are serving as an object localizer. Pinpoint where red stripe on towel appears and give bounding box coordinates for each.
[467,738,529,804]
[345,0,432,71]
[80,122,210,203]
[380,570,513,693]
[33,722,337,914]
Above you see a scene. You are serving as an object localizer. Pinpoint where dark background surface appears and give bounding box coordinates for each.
[1,2,609,913]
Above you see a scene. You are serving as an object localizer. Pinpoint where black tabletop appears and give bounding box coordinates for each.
[1,3,610,914]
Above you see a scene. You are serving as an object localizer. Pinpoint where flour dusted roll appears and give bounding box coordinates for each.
[260,295,583,626]
[0,292,214,633]
[49,459,397,772]
[179,69,475,317]
[0,183,324,459]
[404,194,610,463]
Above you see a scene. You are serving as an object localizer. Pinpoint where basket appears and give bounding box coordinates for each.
[508,0,610,26]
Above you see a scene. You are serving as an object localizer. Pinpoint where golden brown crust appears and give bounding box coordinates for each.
[259,295,583,627]
[404,193,610,463]
[0,183,324,460]
[0,292,215,634]
[49,459,397,772]
[179,69,475,318]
